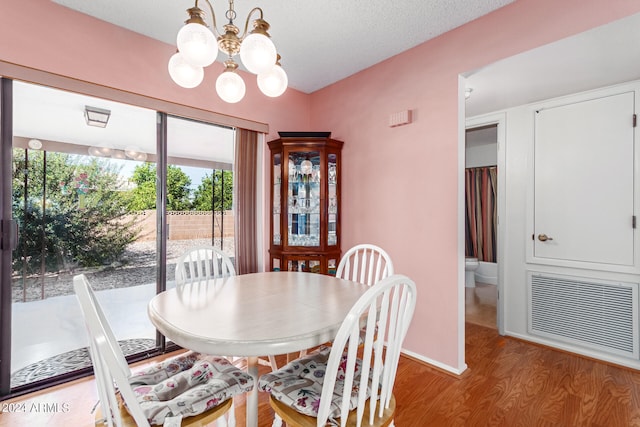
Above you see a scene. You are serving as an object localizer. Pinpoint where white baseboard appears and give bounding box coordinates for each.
[401,348,467,375]
[505,330,640,370]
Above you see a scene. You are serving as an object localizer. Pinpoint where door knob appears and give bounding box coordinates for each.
[538,234,553,242]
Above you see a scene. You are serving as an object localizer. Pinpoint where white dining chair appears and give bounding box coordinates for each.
[174,245,278,371]
[174,245,236,285]
[298,243,394,359]
[336,243,394,287]
[258,274,417,427]
[73,274,255,427]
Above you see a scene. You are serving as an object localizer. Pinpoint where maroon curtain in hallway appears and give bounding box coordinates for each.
[465,166,497,263]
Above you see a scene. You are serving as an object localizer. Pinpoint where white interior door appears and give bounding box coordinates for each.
[534,91,635,266]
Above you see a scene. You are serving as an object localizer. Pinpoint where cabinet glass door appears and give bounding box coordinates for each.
[273,153,281,245]
[288,151,320,247]
[328,153,338,246]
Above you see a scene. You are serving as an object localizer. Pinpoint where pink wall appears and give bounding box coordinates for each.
[309,0,640,369]
[2,0,640,372]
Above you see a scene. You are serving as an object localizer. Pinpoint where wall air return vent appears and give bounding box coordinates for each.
[528,272,638,359]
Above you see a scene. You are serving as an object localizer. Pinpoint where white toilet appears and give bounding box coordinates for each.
[465,257,479,288]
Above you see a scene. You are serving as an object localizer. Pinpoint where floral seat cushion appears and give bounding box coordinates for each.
[127,351,254,425]
[258,346,372,422]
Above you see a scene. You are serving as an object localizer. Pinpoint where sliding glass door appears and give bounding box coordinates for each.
[165,116,235,284]
[0,80,238,396]
[7,81,158,391]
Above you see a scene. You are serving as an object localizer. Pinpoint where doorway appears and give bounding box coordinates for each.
[465,124,498,329]
[464,114,505,334]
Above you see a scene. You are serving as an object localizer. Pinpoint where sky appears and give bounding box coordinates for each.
[115,158,213,190]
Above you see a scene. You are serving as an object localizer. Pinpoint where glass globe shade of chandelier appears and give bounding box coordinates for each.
[257,55,288,97]
[176,19,218,67]
[216,60,246,103]
[168,0,287,103]
[168,52,205,88]
[240,32,277,75]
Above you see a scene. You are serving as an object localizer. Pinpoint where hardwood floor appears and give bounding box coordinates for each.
[395,324,640,426]
[465,282,497,329]
[3,324,640,426]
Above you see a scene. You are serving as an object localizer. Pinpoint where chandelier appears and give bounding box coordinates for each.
[168,0,288,103]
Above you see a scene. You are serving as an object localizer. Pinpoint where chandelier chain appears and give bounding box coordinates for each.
[226,0,237,23]
[196,0,263,40]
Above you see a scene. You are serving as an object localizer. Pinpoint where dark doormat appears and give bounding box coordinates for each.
[10,338,156,388]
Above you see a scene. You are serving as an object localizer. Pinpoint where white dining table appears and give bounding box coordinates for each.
[147,271,370,427]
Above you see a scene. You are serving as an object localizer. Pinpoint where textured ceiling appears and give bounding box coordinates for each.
[52,0,516,93]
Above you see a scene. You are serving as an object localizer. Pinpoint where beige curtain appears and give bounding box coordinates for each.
[234,128,259,274]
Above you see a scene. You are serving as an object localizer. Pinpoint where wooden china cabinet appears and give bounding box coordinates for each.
[268,132,343,275]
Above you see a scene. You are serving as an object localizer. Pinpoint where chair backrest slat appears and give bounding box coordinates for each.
[316,274,417,427]
[357,301,378,424]
[341,328,360,426]
[365,249,375,285]
[380,285,402,414]
[336,244,394,287]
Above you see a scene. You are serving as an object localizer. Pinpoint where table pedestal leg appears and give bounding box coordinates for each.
[246,356,259,427]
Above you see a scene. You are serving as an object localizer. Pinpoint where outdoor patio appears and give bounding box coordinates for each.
[10,238,233,388]
[10,282,171,387]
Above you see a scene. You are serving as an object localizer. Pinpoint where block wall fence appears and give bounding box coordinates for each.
[129,210,235,241]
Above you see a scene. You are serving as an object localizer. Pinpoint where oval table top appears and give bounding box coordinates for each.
[148,271,370,356]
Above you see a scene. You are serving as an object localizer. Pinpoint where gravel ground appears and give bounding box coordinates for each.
[11,238,235,303]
